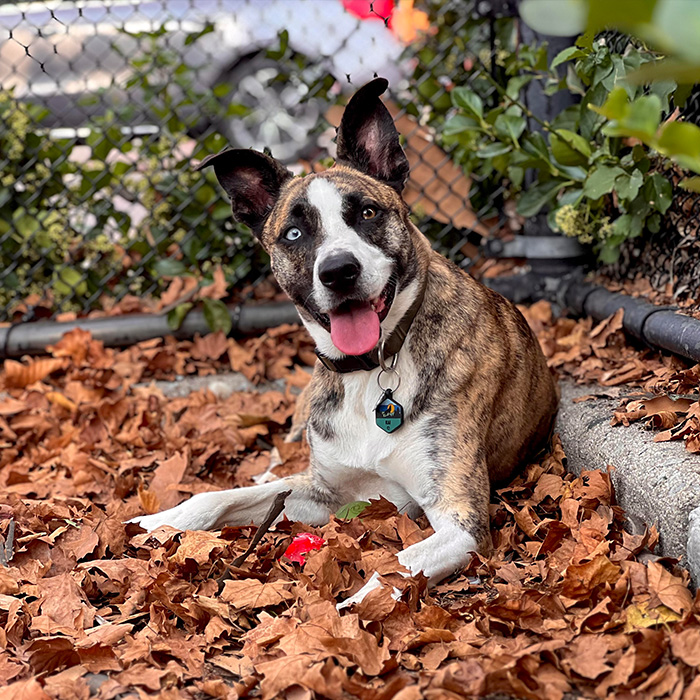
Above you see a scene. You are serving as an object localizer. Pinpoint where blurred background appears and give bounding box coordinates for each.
[1,0,699,331]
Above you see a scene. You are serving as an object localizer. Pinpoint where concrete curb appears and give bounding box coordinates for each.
[557,380,700,585]
[134,373,288,398]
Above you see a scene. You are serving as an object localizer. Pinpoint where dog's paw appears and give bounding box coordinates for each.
[336,572,402,611]
[126,512,183,533]
[126,495,218,532]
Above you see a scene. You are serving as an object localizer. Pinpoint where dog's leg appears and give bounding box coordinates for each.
[337,455,491,609]
[129,472,336,533]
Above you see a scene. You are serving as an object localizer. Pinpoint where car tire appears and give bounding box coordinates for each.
[216,54,324,163]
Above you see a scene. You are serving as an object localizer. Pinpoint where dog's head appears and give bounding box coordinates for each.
[199,78,425,358]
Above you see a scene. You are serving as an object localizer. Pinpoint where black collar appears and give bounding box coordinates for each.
[315,279,426,373]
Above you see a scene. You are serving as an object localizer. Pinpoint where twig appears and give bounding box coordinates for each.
[0,520,15,567]
[218,489,291,591]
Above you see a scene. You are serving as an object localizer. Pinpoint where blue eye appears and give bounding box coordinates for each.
[285,227,302,241]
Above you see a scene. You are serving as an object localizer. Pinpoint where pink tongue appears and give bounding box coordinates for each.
[329,304,380,355]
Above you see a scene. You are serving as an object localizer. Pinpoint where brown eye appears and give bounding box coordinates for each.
[362,206,377,220]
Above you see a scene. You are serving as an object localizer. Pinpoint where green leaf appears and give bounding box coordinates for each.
[516,180,564,218]
[443,114,480,136]
[519,0,586,35]
[583,166,625,199]
[551,46,587,69]
[658,121,700,158]
[629,60,700,85]
[680,176,700,192]
[592,86,629,121]
[476,142,512,158]
[624,94,662,140]
[202,298,232,335]
[643,173,673,214]
[167,302,194,330]
[505,75,533,100]
[550,128,591,166]
[652,0,700,64]
[614,170,644,201]
[154,259,187,277]
[335,501,370,520]
[13,210,40,238]
[600,94,662,142]
[266,29,289,60]
[212,83,232,98]
[494,114,526,143]
[184,23,214,45]
[452,87,483,120]
[598,241,621,264]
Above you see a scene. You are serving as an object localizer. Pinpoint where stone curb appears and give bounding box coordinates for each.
[134,373,289,398]
[557,380,700,585]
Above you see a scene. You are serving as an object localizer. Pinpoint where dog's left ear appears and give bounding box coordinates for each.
[335,77,409,192]
[195,148,292,237]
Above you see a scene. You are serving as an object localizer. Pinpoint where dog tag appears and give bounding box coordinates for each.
[375,389,404,433]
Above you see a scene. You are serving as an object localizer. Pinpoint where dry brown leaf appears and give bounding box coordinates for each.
[220,579,296,609]
[137,485,160,515]
[4,357,67,388]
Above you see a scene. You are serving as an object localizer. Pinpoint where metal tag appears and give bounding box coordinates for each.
[375,389,404,433]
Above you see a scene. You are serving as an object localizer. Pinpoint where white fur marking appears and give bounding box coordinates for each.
[307,178,392,313]
[300,178,419,359]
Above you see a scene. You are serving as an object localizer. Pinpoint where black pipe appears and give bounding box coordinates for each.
[564,282,700,363]
[0,301,300,359]
[487,272,700,363]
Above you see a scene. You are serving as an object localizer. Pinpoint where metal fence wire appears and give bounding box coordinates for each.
[0,0,518,323]
[0,0,698,324]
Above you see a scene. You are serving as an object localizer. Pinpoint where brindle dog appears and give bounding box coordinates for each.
[130,78,559,608]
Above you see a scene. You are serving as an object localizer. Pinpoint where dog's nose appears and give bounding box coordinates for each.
[318,253,361,292]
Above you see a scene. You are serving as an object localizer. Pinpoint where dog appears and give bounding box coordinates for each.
[130,78,559,608]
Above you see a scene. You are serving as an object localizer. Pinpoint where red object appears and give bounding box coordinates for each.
[283,533,326,564]
[342,0,394,25]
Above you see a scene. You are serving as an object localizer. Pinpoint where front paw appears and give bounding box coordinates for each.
[127,511,184,533]
[127,495,217,533]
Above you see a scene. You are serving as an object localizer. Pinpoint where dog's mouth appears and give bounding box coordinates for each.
[316,279,396,356]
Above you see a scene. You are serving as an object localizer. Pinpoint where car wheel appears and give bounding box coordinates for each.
[218,55,324,163]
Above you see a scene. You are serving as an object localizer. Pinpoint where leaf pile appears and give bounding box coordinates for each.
[2,323,700,698]
[521,300,700,455]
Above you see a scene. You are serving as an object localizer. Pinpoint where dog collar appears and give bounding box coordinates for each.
[315,279,426,373]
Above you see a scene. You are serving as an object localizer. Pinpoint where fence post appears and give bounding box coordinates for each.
[518,22,587,277]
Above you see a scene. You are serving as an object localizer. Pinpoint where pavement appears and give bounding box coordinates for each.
[141,371,700,587]
[557,380,700,585]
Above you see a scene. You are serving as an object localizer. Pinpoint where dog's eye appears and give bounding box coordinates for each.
[284,227,302,241]
[361,206,378,220]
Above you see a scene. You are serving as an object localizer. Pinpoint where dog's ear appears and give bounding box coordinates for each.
[195,149,293,236]
[335,77,409,191]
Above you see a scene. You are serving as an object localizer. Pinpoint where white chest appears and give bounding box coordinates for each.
[309,353,437,507]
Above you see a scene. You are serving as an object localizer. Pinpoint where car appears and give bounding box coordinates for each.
[0,0,408,161]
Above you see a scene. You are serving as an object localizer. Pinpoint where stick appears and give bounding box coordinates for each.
[0,520,15,567]
[218,490,291,590]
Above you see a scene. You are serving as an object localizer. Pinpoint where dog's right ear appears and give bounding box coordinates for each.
[195,149,293,236]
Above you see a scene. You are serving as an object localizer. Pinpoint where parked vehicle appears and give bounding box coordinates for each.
[0,0,407,160]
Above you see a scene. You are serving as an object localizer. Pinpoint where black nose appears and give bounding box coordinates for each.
[318,253,361,293]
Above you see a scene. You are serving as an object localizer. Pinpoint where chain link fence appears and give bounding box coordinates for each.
[1,0,699,325]
[0,0,519,324]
